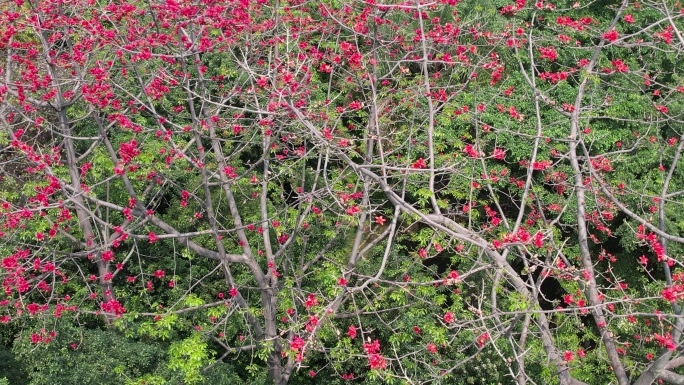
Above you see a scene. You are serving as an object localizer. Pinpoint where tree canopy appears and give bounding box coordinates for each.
[2,0,684,384]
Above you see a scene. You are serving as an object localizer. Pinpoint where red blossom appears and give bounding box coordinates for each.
[447,270,460,281]
[290,336,305,351]
[611,59,629,73]
[564,351,574,361]
[148,232,159,243]
[476,333,490,347]
[602,30,620,42]
[538,47,558,61]
[368,353,387,370]
[305,293,318,308]
[492,148,506,160]
[100,299,126,317]
[412,158,427,169]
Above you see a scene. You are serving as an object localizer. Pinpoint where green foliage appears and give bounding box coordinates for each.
[168,333,212,384]
[12,320,172,385]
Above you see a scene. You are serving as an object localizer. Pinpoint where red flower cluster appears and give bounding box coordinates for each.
[364,340,387,370]
[100,299,126,317]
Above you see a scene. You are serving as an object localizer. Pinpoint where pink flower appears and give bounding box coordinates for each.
[444,311,455,323]
[229,287,238,297]
[347,325,357,339]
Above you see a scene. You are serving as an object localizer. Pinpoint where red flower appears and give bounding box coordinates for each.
[305,293,318,308]
[492,148,506,160]
[375,216,386,225]
[444,311,455,323]
[102,250,114,262]
[229,287,238,297]
[347,325,357,339]
[655,105,668,114]
[153,269,165,278]
[602,30,619,42]
[368,353,387,369]
[623,14,634,24]
[290,336,305,351]
[611,59,629,73]
[412,158,427,169]
[148,232,159,243]
[476,332,490,347]
[364,339,381,354]
[538,47,558,61]
[101,299,126,317]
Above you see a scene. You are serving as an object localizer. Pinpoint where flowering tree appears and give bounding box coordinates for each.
[3,0,684,384]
